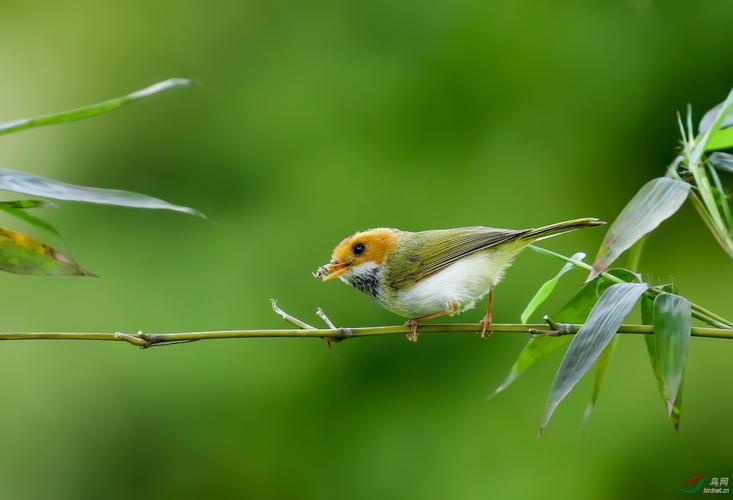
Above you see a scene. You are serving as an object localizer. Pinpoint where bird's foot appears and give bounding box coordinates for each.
[404,319,420,342]
[479,315,493,338]
[480,289,494,338]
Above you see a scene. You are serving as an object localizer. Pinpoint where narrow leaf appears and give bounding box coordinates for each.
[0,199,61,237]
[589,178,690,280]
[520,252,585,324]
[0,208,61,238]
[489,268,636,399]
[0,168,203,217]
[641,286,684,430]
[0,199,53,209]
[0,79,192,137]
[540,282,648,434]
[0,226,92,276]
[653,293,691,415]
[581,336,617,430]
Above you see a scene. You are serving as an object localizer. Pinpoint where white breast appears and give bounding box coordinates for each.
[389,245,522,318]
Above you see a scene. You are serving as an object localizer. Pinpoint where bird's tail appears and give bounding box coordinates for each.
[519,217,605,242]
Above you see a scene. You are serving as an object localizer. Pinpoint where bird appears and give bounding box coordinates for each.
[314,218,604,341]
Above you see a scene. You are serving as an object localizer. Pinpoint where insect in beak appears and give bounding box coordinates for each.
[313,261,350,281]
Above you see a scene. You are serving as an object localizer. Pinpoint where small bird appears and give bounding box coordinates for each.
[315,218,604,341]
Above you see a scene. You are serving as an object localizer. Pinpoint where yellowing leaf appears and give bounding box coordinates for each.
[0,226,92,276]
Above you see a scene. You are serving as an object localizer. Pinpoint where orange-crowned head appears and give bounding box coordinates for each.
[314,228,400,282]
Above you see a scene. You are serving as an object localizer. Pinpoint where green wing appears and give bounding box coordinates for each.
[384,227,525,289]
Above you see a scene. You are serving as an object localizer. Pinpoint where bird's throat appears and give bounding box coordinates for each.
[343,262,382,299]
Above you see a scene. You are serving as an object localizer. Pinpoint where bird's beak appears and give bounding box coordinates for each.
[313,261,350,281]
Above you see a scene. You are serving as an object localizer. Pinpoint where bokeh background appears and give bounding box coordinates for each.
[1,1,732,498]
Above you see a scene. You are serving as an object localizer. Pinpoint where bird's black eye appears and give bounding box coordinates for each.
[353,243,366,255]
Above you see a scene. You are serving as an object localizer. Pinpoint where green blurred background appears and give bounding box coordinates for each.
[1,1,732,498]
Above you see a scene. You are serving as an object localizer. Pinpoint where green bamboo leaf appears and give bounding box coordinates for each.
[489,268,637,399]
[540,282,648,434]
[0,168,203,217]
[0,199,53,209]
[0,226,91,276]
[653,293,691,415]
[0,199,61,237]
[0,79,191,137]
[1,207,61,238]
[641,288,685,430]
[520,252,585,324]
[589,178,690,280]
[706,128,733,151]
[581,336,617,430]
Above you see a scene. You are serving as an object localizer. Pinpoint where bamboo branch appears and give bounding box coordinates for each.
[0,313,730,349]
[0,248,728,349]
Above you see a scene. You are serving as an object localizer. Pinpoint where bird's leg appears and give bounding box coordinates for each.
[480,289,494,338]
[404,310,448,342]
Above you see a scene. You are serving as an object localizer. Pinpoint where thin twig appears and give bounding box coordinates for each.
[316,308,337,329]
[270,299,316,330]
[2,294,731,350]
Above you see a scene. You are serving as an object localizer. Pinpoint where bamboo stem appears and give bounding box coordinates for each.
[0,322,728,349]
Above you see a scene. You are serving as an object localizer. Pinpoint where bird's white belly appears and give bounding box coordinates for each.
[390,246,520,318]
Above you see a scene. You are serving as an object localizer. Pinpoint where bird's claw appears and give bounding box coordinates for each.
[479,315,493,338]
[405,319,420,342]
